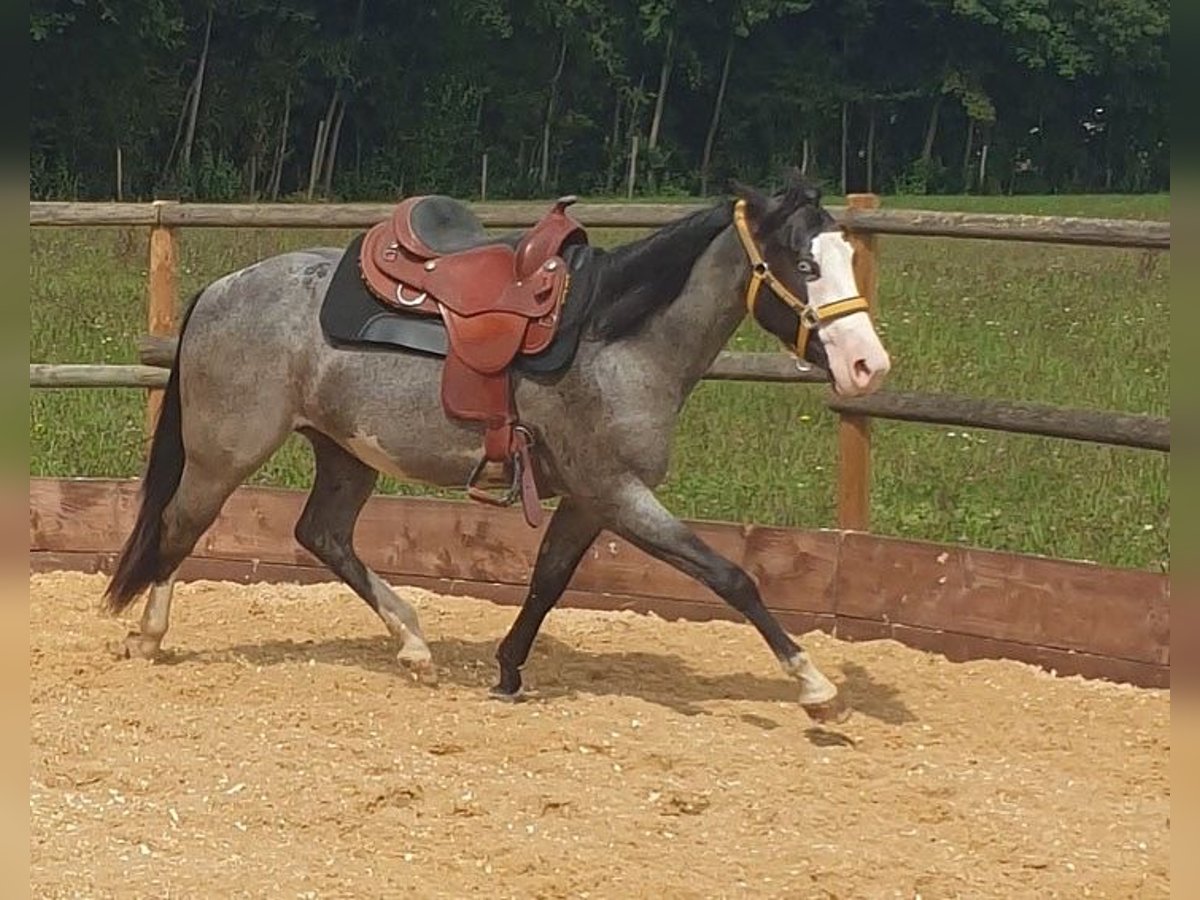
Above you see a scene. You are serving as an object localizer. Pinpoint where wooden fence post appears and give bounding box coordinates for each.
[837,193,881,531]
[145,200,179,439]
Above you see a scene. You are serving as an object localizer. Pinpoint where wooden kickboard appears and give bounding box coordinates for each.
[28,478,1169,687]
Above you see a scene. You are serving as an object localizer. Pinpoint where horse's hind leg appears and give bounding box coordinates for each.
[123,577,176,659]
[294,429,434,682]
[123,458,255,659]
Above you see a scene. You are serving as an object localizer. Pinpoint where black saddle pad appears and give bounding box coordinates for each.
[318,232,601,377]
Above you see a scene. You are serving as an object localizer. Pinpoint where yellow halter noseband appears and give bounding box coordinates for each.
[732,198,870,358]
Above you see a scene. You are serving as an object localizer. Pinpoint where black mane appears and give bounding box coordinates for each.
[586,200,735,341]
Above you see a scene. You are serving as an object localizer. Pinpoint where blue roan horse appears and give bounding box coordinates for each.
[104,172,891,721]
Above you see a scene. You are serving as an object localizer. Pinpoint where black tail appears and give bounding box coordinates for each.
[103,292,201,614]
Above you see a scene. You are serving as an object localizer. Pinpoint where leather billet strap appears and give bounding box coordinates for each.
[732,199,871,358]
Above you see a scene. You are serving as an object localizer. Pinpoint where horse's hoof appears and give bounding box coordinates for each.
[121,631,162,661]
[488,684,527,703]
[397,648,438,685]
[788,654,839,707]
[802,698,852,725]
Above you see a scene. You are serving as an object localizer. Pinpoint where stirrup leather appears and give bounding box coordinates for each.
[465,425,543,527]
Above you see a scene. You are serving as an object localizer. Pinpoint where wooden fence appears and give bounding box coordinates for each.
[28,197,1171,527]
[28,198,1171,687]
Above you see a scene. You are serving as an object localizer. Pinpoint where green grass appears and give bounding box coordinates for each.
[29,194,1169,572]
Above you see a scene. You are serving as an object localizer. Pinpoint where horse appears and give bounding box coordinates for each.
[102,171,891,721]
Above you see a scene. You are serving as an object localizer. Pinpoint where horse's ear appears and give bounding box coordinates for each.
[730,179,770,226]
[756,170,809,234]
[728,178,758,202]
[783,166,821,206]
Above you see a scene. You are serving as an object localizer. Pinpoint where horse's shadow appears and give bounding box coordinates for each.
[162,629,916,730]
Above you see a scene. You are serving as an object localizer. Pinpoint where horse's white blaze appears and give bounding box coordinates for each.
[809,231,891,397]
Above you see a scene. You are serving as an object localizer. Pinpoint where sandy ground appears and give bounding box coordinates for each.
[30,571,1168,899]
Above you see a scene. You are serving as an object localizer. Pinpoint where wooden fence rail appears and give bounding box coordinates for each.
[828,392,1169,451]
[30,359,1170,452]
[29,200,1171,249]
[30,364,169,389]
[132,336,833,383]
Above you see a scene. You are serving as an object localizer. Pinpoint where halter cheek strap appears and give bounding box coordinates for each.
[733,199,871,357]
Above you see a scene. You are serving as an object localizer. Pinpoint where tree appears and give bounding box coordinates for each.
[28,0,1170,201]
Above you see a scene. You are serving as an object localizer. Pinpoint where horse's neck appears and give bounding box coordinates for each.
[635,226,749,391]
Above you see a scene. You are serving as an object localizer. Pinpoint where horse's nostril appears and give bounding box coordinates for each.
[853,359,872,382]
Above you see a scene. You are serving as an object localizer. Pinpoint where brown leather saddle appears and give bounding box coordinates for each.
[358,194,587,527]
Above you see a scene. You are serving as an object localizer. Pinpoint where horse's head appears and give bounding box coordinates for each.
[732,171,891,397]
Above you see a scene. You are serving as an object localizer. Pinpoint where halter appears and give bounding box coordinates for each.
[733,199,871,358]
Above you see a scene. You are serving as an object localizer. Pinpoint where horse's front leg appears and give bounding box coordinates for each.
[492,498,602,699]
[605,478,845,722]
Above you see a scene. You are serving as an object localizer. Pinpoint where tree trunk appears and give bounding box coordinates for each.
[161,81,194,178]
[648,29,674,152]
[604,92,621,194]
[627,73,647,138]
[800,137,810,175]
[921,93,942,163]
[246,111,267,199]
[307,91,339,199]
[306,116,329,200]
[699,33,734,197]
[269,85,291,201]
[180,5,214,172]
[540,35,568,190]
[627,133,639,199]
[321,96,347,197]
[646,28,675,193]
[317,0,364,199]
[866,104,877,192]
[840,101,849,195]
[961,117,975,192]
[978,137,990,192]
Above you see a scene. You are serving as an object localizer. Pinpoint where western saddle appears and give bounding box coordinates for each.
[358,194,588,527]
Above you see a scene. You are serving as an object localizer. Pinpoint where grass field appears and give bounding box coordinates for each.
[29,194,1169,571]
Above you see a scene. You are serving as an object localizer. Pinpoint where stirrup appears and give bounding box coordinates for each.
[466,453,523,508]
[465,425,544,527]
[465,424,532,508]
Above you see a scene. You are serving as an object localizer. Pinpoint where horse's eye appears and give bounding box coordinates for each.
[797,259,819,280]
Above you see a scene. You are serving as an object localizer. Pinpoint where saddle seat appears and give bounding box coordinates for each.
[399,194,518,255]
[358,194,588,526]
